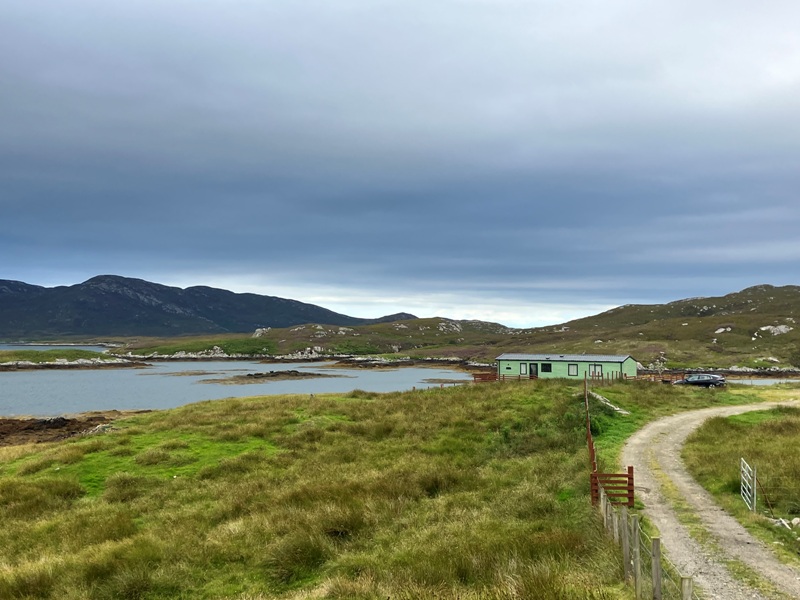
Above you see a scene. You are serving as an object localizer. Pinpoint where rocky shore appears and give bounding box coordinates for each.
[0,358,149,370]
[200,370,344,385]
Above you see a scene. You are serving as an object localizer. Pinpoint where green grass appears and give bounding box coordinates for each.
[586,381,771,472]
[0,378,787,599]
[0,349,111,363]
[682,400,800,565]
[123,336,277,356]
[588,383,800,596]
[0,380,634,599]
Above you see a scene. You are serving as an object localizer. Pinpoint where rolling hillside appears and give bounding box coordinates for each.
[0,275,414,338]
[119,285,800,370]
[3,276,799,370]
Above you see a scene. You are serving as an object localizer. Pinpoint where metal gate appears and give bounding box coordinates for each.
[740,457,756,511]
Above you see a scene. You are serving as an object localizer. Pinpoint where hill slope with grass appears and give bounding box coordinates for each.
[5,279,800,370]
[557,284,800,370]
[117,285,800,370]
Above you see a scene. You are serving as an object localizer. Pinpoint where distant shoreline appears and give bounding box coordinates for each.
[0,361,149,371]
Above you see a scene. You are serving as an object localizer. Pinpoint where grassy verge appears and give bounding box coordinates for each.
[648,455,792,599]
[0,380,631,600]
[586,381,772,472]
[682,395,800,566]
[584,382,799,597]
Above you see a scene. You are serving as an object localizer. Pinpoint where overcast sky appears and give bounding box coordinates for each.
[2,1,799,327]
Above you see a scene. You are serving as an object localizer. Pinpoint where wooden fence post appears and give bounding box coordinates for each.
[631,515,642,600]
[612,507,620,544]
[681,576,692,600]
[652,537,662,600]
[600,487,607,527]
[621,506,631,582]
[627,465,635,507]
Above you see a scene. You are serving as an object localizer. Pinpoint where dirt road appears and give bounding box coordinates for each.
[622,401,800,599]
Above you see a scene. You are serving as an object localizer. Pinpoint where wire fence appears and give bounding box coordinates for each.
[599,486,701,599]
[756,476,800,517]
[585,375,700,600]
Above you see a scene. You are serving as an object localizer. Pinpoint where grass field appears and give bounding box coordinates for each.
[585,381,773,472]
[118,336,278,357]
[682,392,800,563]
[0,379,782,599]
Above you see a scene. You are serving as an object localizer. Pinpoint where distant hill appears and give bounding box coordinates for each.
[220,284,799,369]
[0,275,416,338]
[3,277,799,370]
[520,284,800,369]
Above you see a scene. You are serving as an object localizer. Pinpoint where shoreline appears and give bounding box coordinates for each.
[0,361,150,371]
[0,409,151,447]
[0,355,486,373]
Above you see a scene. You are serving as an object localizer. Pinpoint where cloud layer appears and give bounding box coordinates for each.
[2,1,799,326]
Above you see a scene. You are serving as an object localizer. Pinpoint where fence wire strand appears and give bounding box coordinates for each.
[598,495,700,600]
[589,380,699,599]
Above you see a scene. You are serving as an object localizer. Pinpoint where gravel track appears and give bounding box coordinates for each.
[621,401,800,600]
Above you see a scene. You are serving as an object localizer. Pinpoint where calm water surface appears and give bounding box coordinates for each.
[728,378,800,386]
[0,360,472,416]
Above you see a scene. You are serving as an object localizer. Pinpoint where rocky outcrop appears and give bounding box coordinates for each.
[0,357,141,370]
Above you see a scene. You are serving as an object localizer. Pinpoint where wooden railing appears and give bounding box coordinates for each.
[472,372,498,383]
[474,371,685,384]
[472,373,540,382]
[592,467,635,507]
[628,373,684,383]
[584,376,634,506]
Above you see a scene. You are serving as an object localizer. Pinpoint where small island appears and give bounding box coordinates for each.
[0,348,147,370]
[200,370,346,385]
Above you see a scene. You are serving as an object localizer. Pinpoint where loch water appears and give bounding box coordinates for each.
[0,360,473,416]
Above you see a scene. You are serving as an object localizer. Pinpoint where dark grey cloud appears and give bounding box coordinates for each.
[2,0,799,326]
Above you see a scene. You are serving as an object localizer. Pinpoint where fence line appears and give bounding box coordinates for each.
[586,376,699,599]
[627,373,685,383]
[474,369,693,384]
[599,487,700,599]
[472,371,665,384]
[584,377,634,506]
[739,459,800,535]
[592,467,635,507]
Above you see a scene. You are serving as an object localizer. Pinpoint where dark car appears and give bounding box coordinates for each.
[673,373,726,387]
